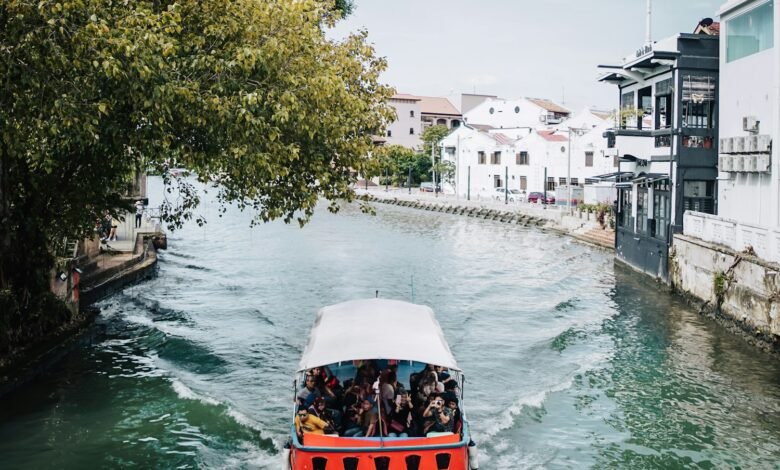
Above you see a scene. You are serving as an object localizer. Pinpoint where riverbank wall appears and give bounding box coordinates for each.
[0,230,164,397]
[361,189,615,250]
[671,234,780,353]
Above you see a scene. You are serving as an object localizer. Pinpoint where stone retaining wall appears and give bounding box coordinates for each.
[671,234,780,352]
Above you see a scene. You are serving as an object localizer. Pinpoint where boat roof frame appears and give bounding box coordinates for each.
[297,299,461,372]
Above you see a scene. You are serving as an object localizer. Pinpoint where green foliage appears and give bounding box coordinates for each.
[713,271,729,299]
[420,125,450,159]
[372,145,432,186]
[0,1,394,308]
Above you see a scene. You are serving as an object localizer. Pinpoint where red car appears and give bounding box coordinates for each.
[527,192,555,204]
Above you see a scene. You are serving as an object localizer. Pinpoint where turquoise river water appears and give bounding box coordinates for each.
[1,180,780,469]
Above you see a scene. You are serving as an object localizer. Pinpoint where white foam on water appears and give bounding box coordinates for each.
[138,437,159,442]
[170,379,221,406]
[149,413,171,423]
[477,376,575,441]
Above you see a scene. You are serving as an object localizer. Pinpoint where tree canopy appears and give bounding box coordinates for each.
[0,0,393,298]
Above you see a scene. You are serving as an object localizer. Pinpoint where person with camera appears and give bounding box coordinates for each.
[422,394,453,435]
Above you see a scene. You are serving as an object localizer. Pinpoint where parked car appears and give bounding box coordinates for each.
[419,182,440,192]
[527,191,556,204]
[493,188,525,202]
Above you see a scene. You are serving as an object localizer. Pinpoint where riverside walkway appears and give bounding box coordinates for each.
[358,187,616,249]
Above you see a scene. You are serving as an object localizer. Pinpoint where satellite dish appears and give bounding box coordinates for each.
[700,17,714,27]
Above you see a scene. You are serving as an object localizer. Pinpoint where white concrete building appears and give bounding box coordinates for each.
[385,94,422,149]
[440,111,617,201]
[683,0,780,263]
[463,97,571,130]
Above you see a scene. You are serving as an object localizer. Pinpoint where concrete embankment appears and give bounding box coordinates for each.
[672,235,780,353]
[0,230,164,397]
[361,190,615,250]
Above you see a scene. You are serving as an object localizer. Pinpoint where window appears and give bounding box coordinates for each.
[559,177,567,185]
[585,178,598,185]
[585,151,594,167]
[444,146,456,157]
[514,106,520,113]
[494,175,502,188]
[491,151,501,165]
[478,151,486,164]
[653,179,670,240]
[636,185,648,234]
[547,177,556,191]
[409,127,414,135]
[682,75,716,129]
[727,1,774,62]
[387,130,392,137]
[516,151,529,165]
[655,78,673,130]
[489,107,495,114]
[410,110,415,117]
[620,91,635,129]
[637,86,652,130]
[683,180,715,214]
[519,176,527,190]
[571,177,579,186]
[619,188,633,229]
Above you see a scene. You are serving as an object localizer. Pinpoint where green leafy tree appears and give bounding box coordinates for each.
[419,125,450,161]
[0,0,393,349]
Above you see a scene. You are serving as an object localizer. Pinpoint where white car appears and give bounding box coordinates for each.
[493,187,525,202]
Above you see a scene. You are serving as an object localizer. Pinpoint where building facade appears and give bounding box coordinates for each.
[385,94,422,149]
[598,30,720,280]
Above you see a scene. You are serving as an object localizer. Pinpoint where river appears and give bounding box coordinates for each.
[1,179,779,469]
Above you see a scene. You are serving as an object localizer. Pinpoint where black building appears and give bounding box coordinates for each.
[598,30,719,280]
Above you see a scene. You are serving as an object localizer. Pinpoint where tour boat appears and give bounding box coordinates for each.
[284,298,478,470]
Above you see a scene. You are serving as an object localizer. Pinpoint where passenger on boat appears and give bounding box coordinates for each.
[387,391,414,437]
[294,406,335,443]
[296,375,320,407]
[445,395,463,434]
[422,395,453,435]
[343,398,378,438]
[379,371,399,415]
[308,397,339,431]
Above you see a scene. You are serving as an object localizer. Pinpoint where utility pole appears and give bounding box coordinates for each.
[567,128,572,214]
[431,139,437,198]
[646,0,653,46]
[505,166,509,204]
[407,165,412,194]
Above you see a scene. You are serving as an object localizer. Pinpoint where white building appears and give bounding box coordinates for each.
[463,97,571,130]
[385,94,422,149]
[440,110,617,201]
[683,0,780,263]
[716,0,777,226]
[385,94,462,151]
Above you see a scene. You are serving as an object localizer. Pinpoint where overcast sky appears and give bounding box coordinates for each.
[329,0,725,110]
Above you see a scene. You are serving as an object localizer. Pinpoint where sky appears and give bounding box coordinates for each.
[329,0,725,111]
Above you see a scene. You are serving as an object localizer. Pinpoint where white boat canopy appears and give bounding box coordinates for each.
[297,299,460,372]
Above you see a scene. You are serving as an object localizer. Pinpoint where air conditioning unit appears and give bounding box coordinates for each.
[745,135,759,152]
[719,154,733,172]
[744,154,758,172]
[757,134,772,153]
[732,154,745,171]
[757,154,771,172]
[743,115,760,133]
[720,137,733,153]
[732,136,746,153]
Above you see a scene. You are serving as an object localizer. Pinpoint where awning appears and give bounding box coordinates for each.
[298,299,460,372]
[591,171,632,181]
